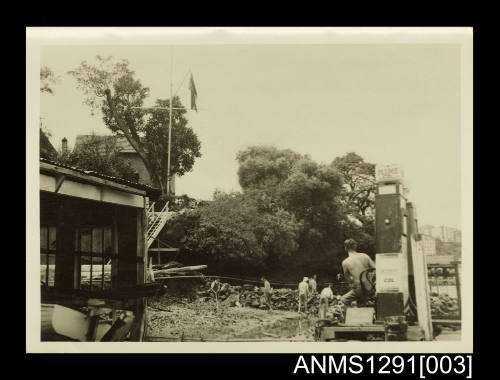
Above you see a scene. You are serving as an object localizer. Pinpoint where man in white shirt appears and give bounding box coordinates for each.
[318,284,334,319]
[261,276,273,311]
[298,277,309,313]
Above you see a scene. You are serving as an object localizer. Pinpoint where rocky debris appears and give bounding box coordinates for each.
[430,293,459,318]
[195,280,349,317]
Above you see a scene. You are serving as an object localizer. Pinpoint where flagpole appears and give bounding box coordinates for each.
[167,48,173,196]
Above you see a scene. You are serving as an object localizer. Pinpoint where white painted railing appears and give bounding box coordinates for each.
[146,201,170,248]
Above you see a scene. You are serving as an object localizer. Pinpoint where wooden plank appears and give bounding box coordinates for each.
[332,325,385,332]
[148,248,180,252]
[153,265,207,275]
[432,319,461,325]
[40,162,147,196]
[410,237,434,340]
[41,179,144,208]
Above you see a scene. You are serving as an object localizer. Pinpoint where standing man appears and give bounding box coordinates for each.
[341,238,376,306]
[210,278,222,313]
[298,277,309,314]
[261,276,273,311]
[308,274,318,297]
[318,284,334,319]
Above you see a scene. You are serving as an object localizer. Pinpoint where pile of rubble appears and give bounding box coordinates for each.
[430,293,459,319]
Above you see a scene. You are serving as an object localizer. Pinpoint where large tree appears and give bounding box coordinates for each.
[236,146,347,272]
[162,146,376,277]
[331,152,377,256]
[331,152,376,219]
[68,56,201,194]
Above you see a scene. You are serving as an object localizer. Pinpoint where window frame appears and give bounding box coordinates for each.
[74,226,116,290]
[40,225,57,288]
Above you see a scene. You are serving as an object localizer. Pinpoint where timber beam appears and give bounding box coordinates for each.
[54,174,66,193]
[40,162,147,197]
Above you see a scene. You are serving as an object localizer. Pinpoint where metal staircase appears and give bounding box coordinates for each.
[146,201,171,249]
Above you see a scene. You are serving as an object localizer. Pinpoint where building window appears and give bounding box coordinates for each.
[40,226,57,287]
[74,227,115,290]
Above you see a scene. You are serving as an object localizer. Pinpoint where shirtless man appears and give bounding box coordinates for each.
[318,284,334,319]
[308,274,318,297]
[298,277,309,313]
[341,238,376,306]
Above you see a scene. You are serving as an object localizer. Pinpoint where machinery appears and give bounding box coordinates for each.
[315,164,433,341]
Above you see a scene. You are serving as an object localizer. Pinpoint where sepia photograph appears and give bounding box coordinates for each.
[26,27,473,353]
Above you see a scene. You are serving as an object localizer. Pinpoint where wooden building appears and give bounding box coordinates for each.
[39,158,163,341]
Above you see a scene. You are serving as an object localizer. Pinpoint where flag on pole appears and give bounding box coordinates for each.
[188,73,198,112]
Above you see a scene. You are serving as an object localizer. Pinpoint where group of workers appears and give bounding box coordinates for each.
[297,275,318,313]
[297,238,377,317]
[211,238,376,317]
[262,238,376,317]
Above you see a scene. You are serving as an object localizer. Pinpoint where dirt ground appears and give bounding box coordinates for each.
[144,294,461,342]
[145,295,314,341]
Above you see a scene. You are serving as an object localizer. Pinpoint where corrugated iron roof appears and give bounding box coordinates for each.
[40,157,160,196]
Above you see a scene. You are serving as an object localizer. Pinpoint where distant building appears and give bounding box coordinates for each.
[419,224,461,243]
[420,234,437,256]
[419,225,434,237]
[74,135,176,194]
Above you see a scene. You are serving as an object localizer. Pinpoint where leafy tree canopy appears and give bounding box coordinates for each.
[40,66,60,94]
[164,146,367,277]
[331,152,376,220]
[163,191,301,271]
[68,56,201,194]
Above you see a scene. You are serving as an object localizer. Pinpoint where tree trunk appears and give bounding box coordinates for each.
[105,89,168,195]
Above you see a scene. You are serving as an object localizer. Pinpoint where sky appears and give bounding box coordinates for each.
[40,44,461,229]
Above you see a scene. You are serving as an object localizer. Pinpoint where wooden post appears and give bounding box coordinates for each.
[136,208,145,285]
[410,237,433,340]
[130,297,147,341]
[130,199,149,341]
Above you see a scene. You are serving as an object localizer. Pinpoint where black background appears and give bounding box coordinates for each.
[22,18,486,379]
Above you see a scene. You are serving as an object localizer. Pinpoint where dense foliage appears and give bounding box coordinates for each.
[161,146,376,280]
[57,133,139,182]
[40,66,59,94]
